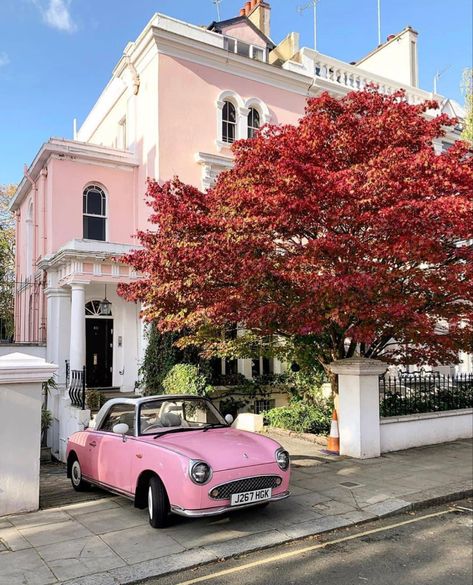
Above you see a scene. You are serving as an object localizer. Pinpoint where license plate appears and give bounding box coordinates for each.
[230,488,272,506]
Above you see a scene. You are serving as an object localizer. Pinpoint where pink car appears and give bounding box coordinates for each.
[66,395,290,528]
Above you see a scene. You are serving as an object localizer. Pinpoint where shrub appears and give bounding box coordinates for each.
[86,389,107,410]
[140,325,213,395]
[264,401,332,435]
[162,364,212,397]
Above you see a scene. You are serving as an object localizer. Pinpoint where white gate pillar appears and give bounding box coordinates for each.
[329,357,387,459]
[69,282,87,370]
[0,353,57,516]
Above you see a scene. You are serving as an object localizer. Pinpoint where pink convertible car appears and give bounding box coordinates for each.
[66,395,290,528]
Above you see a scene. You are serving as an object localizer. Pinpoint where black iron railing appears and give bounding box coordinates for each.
[65,360,70,388]
[68,366,86,410]
[379,373,473,417]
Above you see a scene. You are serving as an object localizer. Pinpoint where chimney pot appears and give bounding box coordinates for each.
[250,0,257,8]
[239,8,245,16]
[387,34,396,41]
[244,2,251,15]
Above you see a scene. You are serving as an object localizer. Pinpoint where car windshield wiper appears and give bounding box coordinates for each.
[153,427,202,439]
[202,423,228,432]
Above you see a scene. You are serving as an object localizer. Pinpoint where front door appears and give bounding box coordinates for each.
[86,318,113,387]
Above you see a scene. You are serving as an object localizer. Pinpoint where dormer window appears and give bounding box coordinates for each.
[223,36,267,62]
[222,100,237,143]
[83,184,107,241]
[248,107,261,138]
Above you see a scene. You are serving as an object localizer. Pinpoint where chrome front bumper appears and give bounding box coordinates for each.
[170,491,290,518]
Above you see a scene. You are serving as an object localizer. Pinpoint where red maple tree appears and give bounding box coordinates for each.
[119,88,473,380]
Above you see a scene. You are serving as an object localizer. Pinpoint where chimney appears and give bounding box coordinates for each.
[248,1,271,38]
[244,2,251,15]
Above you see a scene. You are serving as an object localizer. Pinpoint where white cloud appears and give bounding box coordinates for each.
[0,52,10,67]
[33,0,77,33]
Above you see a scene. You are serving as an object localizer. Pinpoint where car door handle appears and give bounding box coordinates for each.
[89,441,97,447]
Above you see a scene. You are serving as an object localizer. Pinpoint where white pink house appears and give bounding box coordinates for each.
[9,1,467,459]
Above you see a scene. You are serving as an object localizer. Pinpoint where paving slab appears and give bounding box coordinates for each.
[0,524,33,551]
[0,548,57,585]
[21,519,93,547]
[74,506,148,535]
[164,511,277,549]
[8,509,71,530]
[100,525,185,564]
[36,535,125,582]
[61,499,121,517]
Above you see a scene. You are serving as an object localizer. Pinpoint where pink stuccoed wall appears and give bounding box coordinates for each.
[157,54,306,186]
[16,159,137,277]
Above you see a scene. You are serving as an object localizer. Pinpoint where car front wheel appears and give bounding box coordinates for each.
[148,475,170,528]
[70,458,89,492]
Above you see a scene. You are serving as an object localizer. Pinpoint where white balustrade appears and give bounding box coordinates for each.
[296,50,434,105]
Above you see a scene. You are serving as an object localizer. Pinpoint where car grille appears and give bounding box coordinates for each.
[209,475,281,500]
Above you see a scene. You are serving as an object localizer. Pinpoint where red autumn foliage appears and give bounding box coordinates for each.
[118,88,473,371]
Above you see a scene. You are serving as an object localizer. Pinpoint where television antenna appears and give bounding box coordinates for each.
[297,0,319,52]
[213,0,222,21]
[377,0,381,45]
[433,65,451,95]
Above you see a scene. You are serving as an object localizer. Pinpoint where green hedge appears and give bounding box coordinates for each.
[264,401,332,435]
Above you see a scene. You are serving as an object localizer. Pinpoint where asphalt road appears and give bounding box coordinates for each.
[149,499,473,585]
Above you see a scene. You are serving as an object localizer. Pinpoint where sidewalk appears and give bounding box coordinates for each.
[1,439,472,585]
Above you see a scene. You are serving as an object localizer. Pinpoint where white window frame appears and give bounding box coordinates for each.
[83,184,108,242]
[216,90,247,152]
[250,45,267,62]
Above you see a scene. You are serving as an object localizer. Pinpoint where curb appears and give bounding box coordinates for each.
[59,489,472,585]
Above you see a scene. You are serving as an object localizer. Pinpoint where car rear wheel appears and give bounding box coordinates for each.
[70,458,89,492]
[148,475,170,528]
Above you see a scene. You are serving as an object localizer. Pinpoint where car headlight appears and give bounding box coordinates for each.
[189,460,212,484]
[275,448,290,471]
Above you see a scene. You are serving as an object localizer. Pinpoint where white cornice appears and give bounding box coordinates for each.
[37,239,142,270]
[0,352,57,384]
[152,27,314,96]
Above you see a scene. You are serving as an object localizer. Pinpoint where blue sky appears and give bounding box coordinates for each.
[0,0,471,185]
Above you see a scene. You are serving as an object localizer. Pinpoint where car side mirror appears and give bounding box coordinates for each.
[224,414,234,425]
[112,423,129,440]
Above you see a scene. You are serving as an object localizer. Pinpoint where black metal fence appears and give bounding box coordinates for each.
[68,366,86,410]
[379,373,473,417]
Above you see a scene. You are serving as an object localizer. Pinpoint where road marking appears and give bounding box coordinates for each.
[175,509,455,585]
[454,506,473,512]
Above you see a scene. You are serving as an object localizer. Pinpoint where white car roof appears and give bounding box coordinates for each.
[92,394,209,430]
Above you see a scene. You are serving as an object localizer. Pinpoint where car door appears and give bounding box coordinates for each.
[79,428,104,482]
[95,402,136,495]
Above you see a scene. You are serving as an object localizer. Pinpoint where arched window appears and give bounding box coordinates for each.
[83,185,106,241]
[248,108,261,138]
[222,100,237,144]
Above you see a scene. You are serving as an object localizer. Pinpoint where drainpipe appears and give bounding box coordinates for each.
[39,168,48,258]
[24,164,37,278]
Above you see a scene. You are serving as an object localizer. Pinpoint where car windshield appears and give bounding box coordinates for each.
[139,397,226,435]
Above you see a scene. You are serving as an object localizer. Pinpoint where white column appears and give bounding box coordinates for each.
[0,353,57,516]
[45,286,71,384]
[69,283,86,370]
[329,357,387,459]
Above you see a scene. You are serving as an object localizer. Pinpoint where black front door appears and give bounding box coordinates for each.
[86,318,113,387]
